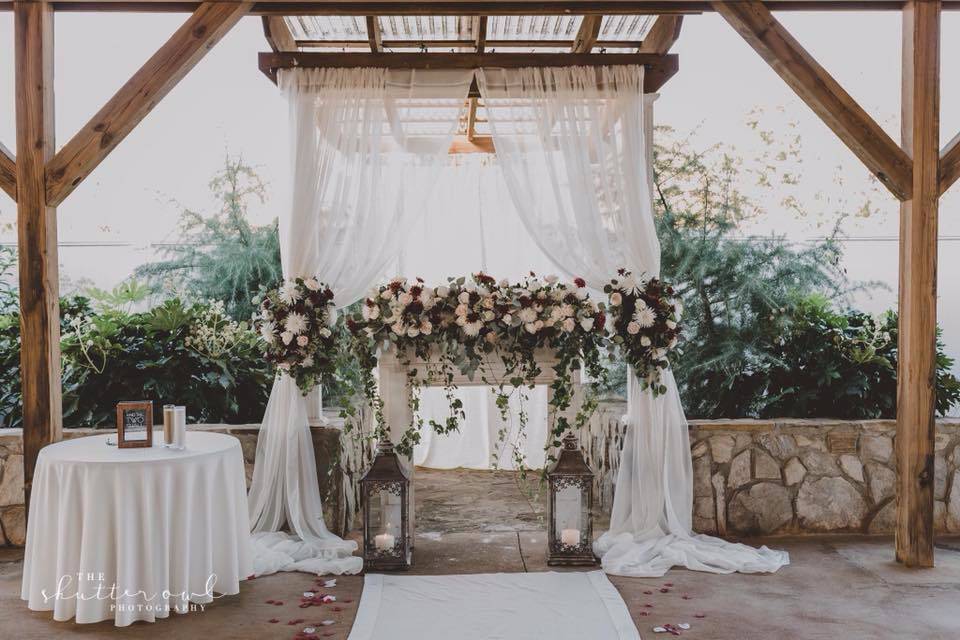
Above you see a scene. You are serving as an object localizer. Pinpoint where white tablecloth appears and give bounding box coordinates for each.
[21,432,253,626]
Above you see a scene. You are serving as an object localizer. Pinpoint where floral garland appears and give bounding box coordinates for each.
[604,268,682,396]
[255,276,338,394]
[345,273,609,463]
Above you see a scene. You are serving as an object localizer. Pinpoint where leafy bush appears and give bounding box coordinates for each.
[0,297,273,427]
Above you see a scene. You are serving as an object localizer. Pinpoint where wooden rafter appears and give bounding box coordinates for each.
[13,1,960,16]
[366,16,382,52]
[0,142,15,200]
[259,52,680,93]
[474,15,487,53]
[940,132,960,195]
[44,1,250,207]
[262,15,296,51]
[638,15,683,53]
[713,1,913,201]
[896,0,940,569]
[572,15,602,53]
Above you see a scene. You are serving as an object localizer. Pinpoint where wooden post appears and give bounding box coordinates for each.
[897,0,940,568]
[14,0,61,511]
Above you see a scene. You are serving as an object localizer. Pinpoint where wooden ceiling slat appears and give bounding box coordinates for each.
[366,15,383,51]
[571,15,602,53]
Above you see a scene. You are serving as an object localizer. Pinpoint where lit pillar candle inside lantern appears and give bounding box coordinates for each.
[560,528,580,545]
[375,526,395,550]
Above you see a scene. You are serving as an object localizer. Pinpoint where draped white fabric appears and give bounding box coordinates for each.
[249,67,473,575]
[399,157,554,470]
[480,65,789,577]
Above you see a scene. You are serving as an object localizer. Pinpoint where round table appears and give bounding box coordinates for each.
[21,432,253,626]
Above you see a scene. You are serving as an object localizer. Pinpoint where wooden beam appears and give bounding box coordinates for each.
[638,15,683,53]
[713,0,913,201]
[262,15,296,52]
[572,15,602,53]
[23,1,960,15]
[44,1,250,207]
[896,0,940,570]
[259,52,680,93]
[365,15,382,52]
[0,142,15,200]
[940,132,960,195]
[14,0,61,514]
[474,15,487,52]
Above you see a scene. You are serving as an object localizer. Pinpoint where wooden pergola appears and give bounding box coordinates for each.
[1,0,957,568]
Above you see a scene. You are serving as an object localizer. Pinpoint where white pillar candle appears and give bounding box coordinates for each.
[374,533,395,550]
[173,406,187,450]
[560,528,580,546]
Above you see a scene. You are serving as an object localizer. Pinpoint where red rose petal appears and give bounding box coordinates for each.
[659,588,670,593]
[268,618,279,624]
[682,595,692,600]
[266,599,275,604]
[663,582,673,587]
[643,590,653,595]
[343,599,353,604]
[694,614,706,619]
[644,603,654,608]
[275,601,284,606]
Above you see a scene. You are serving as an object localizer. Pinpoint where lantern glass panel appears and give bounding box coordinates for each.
[369,486,403,550]
[555,482,587,547]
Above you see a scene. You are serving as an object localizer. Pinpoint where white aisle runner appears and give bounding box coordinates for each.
[347,571,640,640]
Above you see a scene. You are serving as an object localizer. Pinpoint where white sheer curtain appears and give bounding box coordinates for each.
[399,157,554,470]
[479,65,789,577]
[249,67,473,575]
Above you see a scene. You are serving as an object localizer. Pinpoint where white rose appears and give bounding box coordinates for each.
[575,289,588,300]
[421,321,433,335]
[561,304,574,317]
[392,322,405,335]
[398,292,413,305]
[407,327,420,338]
[640,336,652,347]
[297,335,309,347]
[458,291,471,304]
[518,307,537,323]
[669,337,678,349]
[545,274,559,284]
[610,292,622,305]
[483,311,495,322]
[580,317,594,331]
[666,319,677,330]
[280,331,294,345]
[499,279,510,288]
[627,322,640,335]
[436,286,450,298]
[319,328,332,338]
[456,303,469,317]
[380,289,393,300]
[304,278,321,291]
[562,318,576,332]
[503,314,513,325]
[524,323,537,334]
[482,297,495,309]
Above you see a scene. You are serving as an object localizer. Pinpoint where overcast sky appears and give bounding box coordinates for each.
[0,10,958,375]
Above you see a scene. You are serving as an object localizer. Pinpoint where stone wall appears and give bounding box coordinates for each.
[0,416,373,547]
[578,401,960,536]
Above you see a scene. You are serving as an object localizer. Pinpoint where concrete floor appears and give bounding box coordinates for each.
[2,468,960,639]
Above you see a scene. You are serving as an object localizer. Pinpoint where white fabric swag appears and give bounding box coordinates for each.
[479,65,789,576]
[252,64,787,577]
[248,67,474,575]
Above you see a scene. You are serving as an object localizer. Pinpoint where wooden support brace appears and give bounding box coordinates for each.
[940,132,960,195]
[366,16,382,52]
[572,15,602,53]
[262,15,296,52]
[638,15,683,54]
[44,1,250,207]
[0,142,15,200]
[713,0,913,201]
[474,15,487,53]
[896,0,940,569]
[14,0,61,512]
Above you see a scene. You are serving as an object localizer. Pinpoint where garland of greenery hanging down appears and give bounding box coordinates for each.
[339,270,683,470]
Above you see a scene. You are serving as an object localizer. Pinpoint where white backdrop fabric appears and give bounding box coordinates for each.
[248,67,474,575]
[399,157,554,470]
[480,65,789,577]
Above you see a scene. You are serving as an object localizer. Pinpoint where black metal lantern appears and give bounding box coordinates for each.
[361,438,411,571]
[547,432,597,566]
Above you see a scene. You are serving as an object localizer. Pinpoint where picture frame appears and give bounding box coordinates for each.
[116,401,154,449]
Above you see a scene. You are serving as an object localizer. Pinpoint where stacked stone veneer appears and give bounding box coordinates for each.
[577,400,960,536]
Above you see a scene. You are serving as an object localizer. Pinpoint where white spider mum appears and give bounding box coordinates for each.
[284,311,308,335]
[279,281,301,305]
[259,321,276,343]
[633,305,656,328]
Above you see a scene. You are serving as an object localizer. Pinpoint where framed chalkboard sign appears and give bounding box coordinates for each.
[116,401,153,449]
